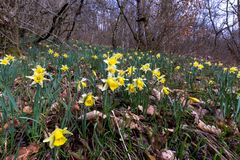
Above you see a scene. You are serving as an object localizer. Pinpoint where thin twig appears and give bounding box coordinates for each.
[111,110,132,160]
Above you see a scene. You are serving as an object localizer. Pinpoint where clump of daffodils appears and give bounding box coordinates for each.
[43,127,73,149]
[205,61,212,66]
[229,67,238,74]
[5,54,15,61]
[140,63,151,73]
[102,54,124,92]
[0,54,15,65]
[152,68,166,84]
[193,61,204,70]
[26,65,48,87]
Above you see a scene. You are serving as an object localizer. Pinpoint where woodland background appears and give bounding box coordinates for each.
[1,0,240,63]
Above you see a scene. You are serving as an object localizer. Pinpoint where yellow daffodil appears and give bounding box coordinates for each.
[102,77,119,91]
[156,53,161,59]
[61,65,69,72]
[152,68,161,78]
[229,67,238,74]
[103,53,108,58]
[208,80,214,85]
[117,76,126,86]
[33,65,46,75]
[197,64,204,70]
[118,69,125,76]
[237,72,240,78]
[140,63,151,73]
[218,62,223,66]
[43,127,73,149]
[133,78,145,91]
[193,61,199,67]
[53,52,59,58]
[126,66,136,76]
[92,55,98,60]
[77,78,87,91]
[223,67,228,72]
[26,73,46,87]
[104,57,118,66]
[205,61,211,66]
[175,66,180,70]
[79,93,95,107]
[106,65,117,75]
[161,86,171,95]
[0,58,10,65]
[92,70,97,77]
[27,65,48,87]
[63,53,69,58]
[157,75,166,84]
[5,55,15,61]
[189,97,200,103]
[113,53,123,59]
[126,83,136,93]
[48,49,54,54]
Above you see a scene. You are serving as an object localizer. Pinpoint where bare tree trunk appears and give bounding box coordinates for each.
[136,0,147,49]
[35,3,70,43]
[66,0,84,41]
[112,12,121,49]
[238,0,240,42]
[116,0,138,44]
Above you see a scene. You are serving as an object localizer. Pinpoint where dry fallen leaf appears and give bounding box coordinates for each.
[6,143,39,160]
[125,111,143,121]
[160,149,175,160]
[152,88,161,101]
[50,102,59,112]
[78,110,106,120]
[138,105,143,112]
[23,106,33,114]
[197,120,221,135]
[145,151,156,160]
[71,102,80,112]
[147,105,155,116]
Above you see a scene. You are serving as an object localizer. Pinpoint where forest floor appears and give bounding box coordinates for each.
[0,42,240,160]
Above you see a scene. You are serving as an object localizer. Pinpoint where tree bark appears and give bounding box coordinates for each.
[35,3,69,43]
[136,0,147,49]
[112,12,121,49]
[66,0,84,41]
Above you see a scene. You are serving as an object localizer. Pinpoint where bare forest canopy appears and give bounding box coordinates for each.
[1,0,240,63]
